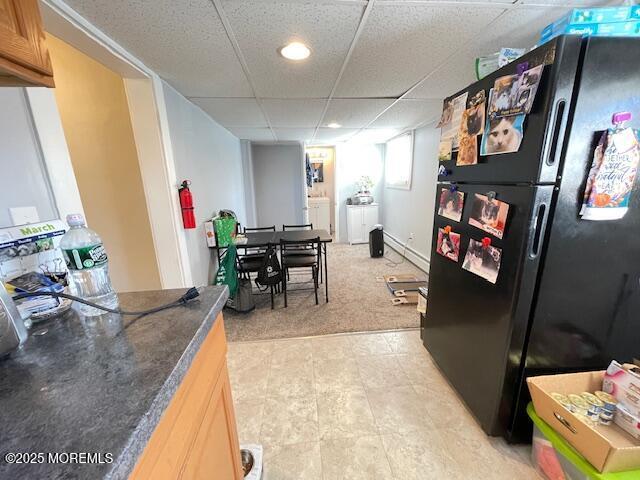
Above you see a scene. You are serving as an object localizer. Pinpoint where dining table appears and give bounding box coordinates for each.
[241,229,332,302]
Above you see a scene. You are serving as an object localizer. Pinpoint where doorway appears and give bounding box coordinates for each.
[305,146,336,235]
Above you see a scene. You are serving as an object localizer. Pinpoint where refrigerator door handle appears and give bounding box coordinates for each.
[543,100,567,168]
[528,202,548,259]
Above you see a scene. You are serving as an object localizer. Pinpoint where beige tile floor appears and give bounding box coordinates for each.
[227,329,542,480]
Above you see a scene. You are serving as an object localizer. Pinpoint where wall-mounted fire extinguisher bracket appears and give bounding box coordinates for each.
[178,180,196,229]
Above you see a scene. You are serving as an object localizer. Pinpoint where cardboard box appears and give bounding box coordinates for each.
[604,362,640,394]
[528,371,640,473]
[616,405,640,441]
[604,361,640,418]
[204,220,217,248]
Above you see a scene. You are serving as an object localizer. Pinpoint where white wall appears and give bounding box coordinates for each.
[335,142,385,243]
[161,81,246,286]
[0,88,59,228]
[240,140,257,227]
[125,78,187,288]
[381,125,440,270]
[251,143,304,229]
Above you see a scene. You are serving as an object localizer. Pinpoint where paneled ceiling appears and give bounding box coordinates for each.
[63,0,614,144]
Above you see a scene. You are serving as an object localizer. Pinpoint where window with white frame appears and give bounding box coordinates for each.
[384,131,414,189]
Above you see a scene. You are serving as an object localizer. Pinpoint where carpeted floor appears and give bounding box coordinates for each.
[224,242,425,342]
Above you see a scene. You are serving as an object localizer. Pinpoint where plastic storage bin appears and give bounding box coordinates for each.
[528,403,640,480]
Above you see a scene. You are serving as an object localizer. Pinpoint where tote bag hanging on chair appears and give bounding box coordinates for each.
[256,245,282,287]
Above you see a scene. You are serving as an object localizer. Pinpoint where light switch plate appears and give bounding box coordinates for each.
[9,206,40,226]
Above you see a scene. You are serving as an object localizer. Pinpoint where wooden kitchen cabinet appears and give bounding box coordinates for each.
[130,314,243,480]
[308,197,331,233]
[347,203,379,244]
[0,0,54,87]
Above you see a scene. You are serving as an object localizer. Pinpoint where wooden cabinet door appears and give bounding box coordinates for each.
[347,207,364,244]
[0,0,52,74]
[181,363,243,480]
[362,205,379,236]
[129,316,243,480]
[308,204,318,230]
[317,202,330,233]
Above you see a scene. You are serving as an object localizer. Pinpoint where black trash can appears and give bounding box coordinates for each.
[369,224,384,258]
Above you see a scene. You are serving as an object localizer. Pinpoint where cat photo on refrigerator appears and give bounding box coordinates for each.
[481,115,525,156]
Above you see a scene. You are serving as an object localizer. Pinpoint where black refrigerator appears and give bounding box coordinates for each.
[424,35,640,442]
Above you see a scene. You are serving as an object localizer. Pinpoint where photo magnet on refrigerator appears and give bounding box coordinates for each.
[488,65,544,118]
[436,227,461,262]
[439,139,453,161]
[481,91,525,156]
[438,188,465,222]
[438,92,469,151]
[462,238,502,284]
[468,193,510,239]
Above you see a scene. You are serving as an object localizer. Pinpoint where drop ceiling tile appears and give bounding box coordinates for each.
[227,127,276,142]
[349,128,401,144]
[369,99,442,128]
[221,0,364,98]
[189,98,267,127]
[261,99,327,128]
[273,128,316,142]
[313,127,360,144]
[406,5,573,99]
[323,99,396,128]
[336,3,506,97]
[65,0,252,97]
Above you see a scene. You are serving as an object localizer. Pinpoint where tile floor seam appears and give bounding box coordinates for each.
[359,363,387,439]
[256,342,276,445]
[230,330,542,479]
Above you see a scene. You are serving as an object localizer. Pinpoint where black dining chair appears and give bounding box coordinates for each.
[281,223,317,256]
[237,226,276,294]
[279,237,320,307]
[241,225,276,258]
[282,223,313,231]
[281,223,318,280]
[236,242,279,310]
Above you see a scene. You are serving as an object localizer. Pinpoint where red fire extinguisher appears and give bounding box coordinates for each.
[178,180,196,229]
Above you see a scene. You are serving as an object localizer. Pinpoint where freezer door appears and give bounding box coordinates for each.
[510,37,640,438]
[424,183,553,436]
[437,36,581,185]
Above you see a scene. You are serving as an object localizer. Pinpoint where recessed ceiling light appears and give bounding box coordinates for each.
[327,122,341,129]
[279,42,311,61]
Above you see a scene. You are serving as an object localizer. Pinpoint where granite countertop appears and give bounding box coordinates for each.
[0,285,229,480]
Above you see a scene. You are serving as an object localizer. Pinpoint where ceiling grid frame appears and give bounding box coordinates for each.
[342,0,526,143]
[209,0,278,141]
[60,0,620,144]
[310,0,377,143]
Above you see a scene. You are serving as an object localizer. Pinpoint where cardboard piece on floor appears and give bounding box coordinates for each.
[528,371,640,473]
[392,292,419,305]
[386,281,428,293]
[383,274,426,283]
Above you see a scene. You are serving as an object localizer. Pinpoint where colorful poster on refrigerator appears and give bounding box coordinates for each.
[580,127,640,220]
[438,92,469,151]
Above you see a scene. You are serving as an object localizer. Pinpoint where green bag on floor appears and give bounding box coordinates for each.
[214,244,238,297]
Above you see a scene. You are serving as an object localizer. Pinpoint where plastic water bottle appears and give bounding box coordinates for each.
[59,214,118,316]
